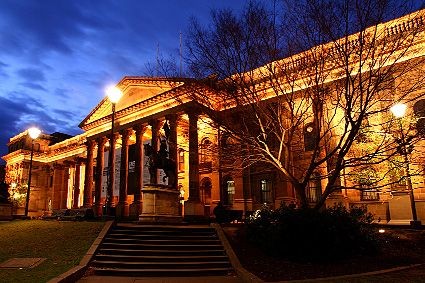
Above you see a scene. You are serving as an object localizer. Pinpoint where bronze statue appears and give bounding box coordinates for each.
[144,121,177,188]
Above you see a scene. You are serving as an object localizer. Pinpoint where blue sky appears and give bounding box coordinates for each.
[0,0,247,161]
[0,0,423,163]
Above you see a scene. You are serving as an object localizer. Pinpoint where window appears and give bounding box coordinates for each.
[178,149,185,171]
[414,99,425,136]
[306,174,321,203]
[227,180,235,205]
[260,179,272,204]
[357,168,380,201]
[303,122,317,151]
[361,188,379,201]
[34,143,40,151]
[199,138,212,163]
[222,176,235,205]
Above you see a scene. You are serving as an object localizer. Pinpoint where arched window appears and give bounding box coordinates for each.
[33,143,40,151]
[222,175,235,205]
[303,122,317,151]
[306,173,321,203]
[199,138,212,163]
[414,99,425,136]
[200,178,212,205]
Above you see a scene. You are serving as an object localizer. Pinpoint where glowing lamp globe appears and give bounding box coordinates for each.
[105,85,123,104]
[28,127,41,139]
[390,103,407,118]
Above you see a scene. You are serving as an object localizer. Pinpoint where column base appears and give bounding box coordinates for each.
[129,202,142,220]
[93,203,103,217]
[410,220,422,229]
[115,202,129,218]
[184,200,204,222]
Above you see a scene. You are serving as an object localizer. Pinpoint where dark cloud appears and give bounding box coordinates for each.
[17,68,46,82]
[19,82,47,91]
[0,0,121,56]
[0,61,9,78]
[0,92,83,161]
[52,109,75,120]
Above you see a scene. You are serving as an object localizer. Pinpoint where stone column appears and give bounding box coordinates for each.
[166,114,178,189]
[184,112,203,218]
[130,124,146,218]
[94,137,106,216]
[72,161,81,208]
[150,119,159,184]
[83,140,95,208]
[52,163,64,210]
[116,128,132,218]
[61,163,70,209]
[106,133,119,212]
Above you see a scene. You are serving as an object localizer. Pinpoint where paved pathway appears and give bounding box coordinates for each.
[78,275,243,283]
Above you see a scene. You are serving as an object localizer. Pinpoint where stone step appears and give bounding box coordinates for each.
[106,233,217,240]
[90,223,233,277]
[103,238,221,245]
[114,225,214,232]
[101,242,223,250]
[91,260,231,269]
[91,267,233,277]
[97,248,226,256]
[110,229,215,236]
[94,254,229,262]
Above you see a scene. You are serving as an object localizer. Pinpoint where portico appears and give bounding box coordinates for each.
[78,77,208,220]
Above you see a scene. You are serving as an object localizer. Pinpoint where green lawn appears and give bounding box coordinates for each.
[0,220,105,283]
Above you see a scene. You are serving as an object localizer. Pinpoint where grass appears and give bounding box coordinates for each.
[0,220,105,283]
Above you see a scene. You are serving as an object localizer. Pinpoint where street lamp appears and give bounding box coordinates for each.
[105,85,123,215]
[390,103,421,228]
[24,127,41,217]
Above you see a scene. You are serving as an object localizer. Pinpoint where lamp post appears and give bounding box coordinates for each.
[390,103,421,228]
[24,127,41,217]
[105,85,123,216]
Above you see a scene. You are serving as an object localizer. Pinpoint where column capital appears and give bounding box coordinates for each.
[74,157,86,165]
[165,113,178,121]
[85,139,96,148]
[96,136,108,147]
[120,128,133,138]
[134,124,147,135]
[187,110,200,119]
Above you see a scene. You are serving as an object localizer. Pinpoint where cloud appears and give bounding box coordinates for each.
[19,82,47,91]
[16,68,46,82]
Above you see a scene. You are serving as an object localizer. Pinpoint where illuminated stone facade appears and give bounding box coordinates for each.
[2,10,425,223]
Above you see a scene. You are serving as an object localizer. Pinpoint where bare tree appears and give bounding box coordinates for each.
[184,0,425,209]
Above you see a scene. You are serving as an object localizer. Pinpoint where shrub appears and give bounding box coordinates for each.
[245,204,378,261]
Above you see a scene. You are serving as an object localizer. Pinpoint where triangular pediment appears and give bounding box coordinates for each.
[79,77,185,130]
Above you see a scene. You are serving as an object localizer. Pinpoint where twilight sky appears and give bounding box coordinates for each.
[0,0,247,162]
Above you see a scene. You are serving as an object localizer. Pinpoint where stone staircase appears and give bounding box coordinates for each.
[90,223,233,277]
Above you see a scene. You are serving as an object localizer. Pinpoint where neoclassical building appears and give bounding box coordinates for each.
[3,9,425,223]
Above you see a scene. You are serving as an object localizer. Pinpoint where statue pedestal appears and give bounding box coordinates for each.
[139,185,182,223]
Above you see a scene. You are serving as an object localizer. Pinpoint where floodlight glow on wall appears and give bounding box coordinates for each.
[390,103,407,118]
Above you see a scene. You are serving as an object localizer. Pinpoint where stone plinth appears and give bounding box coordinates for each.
[184,200,204,219]
[388,191,419,225]
[139,185,182,223]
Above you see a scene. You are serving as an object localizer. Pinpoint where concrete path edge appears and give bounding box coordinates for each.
[274,263,423,283]
[211,223,263,283]
[47,220,115,283]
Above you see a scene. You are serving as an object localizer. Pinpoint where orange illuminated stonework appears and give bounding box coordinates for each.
[2,9,425,224]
